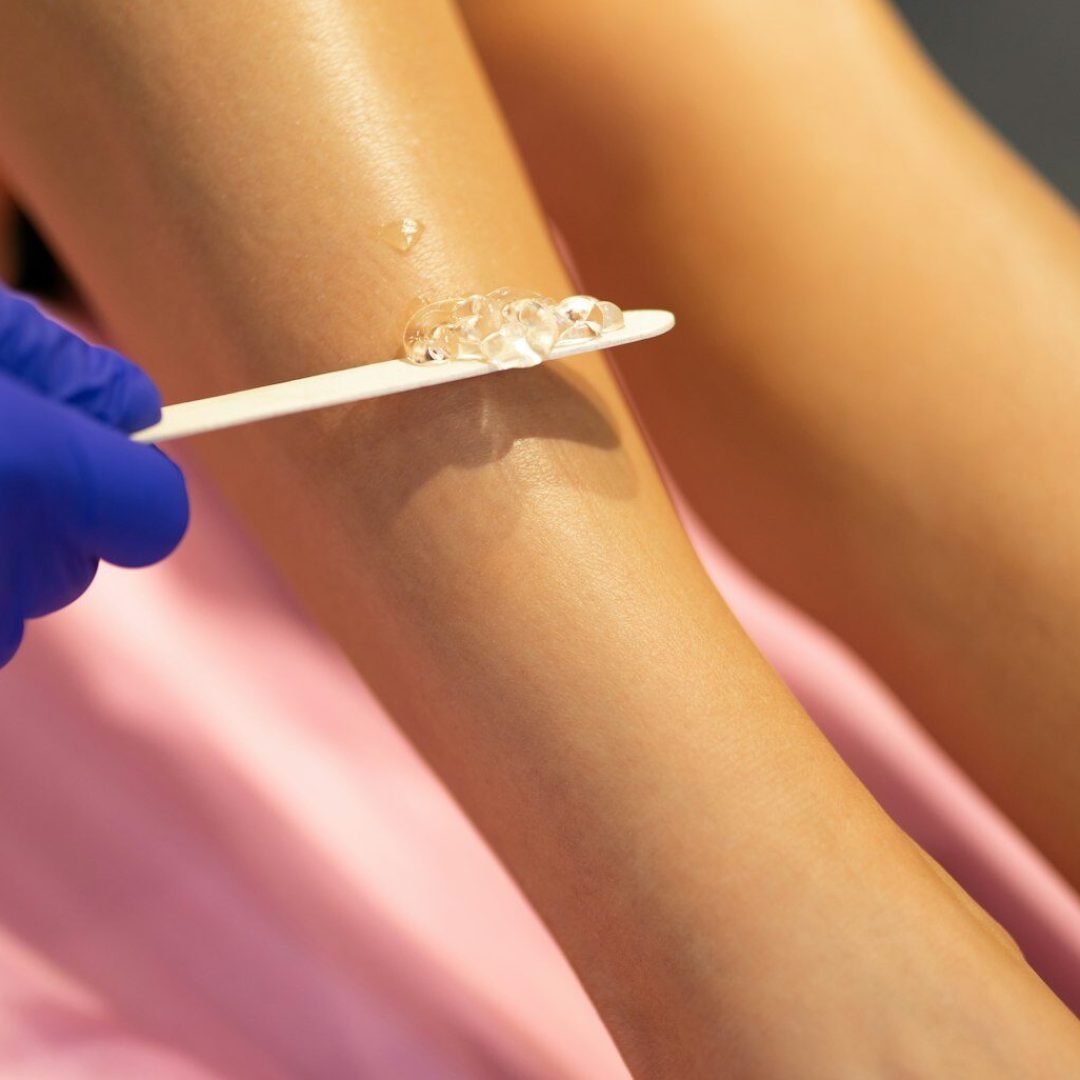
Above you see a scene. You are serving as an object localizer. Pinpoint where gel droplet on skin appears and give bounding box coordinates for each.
[403,299,457,363]
[378,217,425,253]
[401,290,625,368]
[481,321,544,369]
[556,295,605,340]
[451,294,499,358]
[397,294,433,339]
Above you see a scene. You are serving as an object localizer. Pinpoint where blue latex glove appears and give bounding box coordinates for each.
[0,289,188,666]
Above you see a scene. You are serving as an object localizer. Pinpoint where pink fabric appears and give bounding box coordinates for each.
[2,457,1079,1077]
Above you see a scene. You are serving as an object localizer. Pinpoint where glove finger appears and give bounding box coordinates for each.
[0,606,24,668]
[72,419,190,569]
[0,290,162,433]
[21,551,99,621]
[0,382,103,618]
[0,376,189,571]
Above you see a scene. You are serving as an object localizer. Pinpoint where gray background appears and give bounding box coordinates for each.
[893,0,1080,207]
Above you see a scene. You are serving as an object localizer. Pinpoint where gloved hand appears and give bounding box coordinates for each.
[0,288,188,666]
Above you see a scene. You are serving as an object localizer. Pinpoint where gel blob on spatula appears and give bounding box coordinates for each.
[133,292,674,445]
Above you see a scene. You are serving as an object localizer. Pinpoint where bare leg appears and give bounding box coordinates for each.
[461,0,1080,892]
[0,2,1077,1074]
